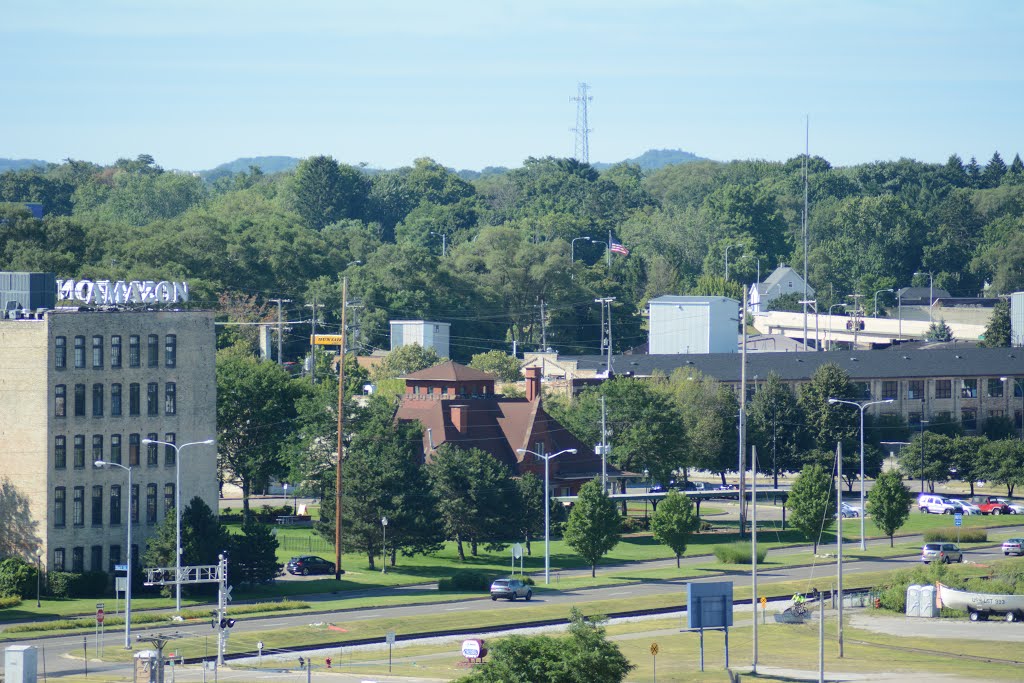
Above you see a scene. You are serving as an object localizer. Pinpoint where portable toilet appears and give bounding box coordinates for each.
[919,585,938,618]
[905,585,922,617]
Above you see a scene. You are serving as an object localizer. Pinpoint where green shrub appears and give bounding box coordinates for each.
[621,517,650,533]
[923,529,986,543]
[0,595,22,608]
[46,571,109,599]
[438,570,499,592]
[713,542,767,564]
[0,557,35,598]
[522,576,535,586]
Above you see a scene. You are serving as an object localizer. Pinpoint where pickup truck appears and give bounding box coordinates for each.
[971,497,1012,515]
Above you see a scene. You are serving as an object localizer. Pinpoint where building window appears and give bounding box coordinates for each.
[148,334,159,368]
[990,410,1006,420]
[908,412,922,426]
[54,487,66,527]
[935,380,952,399]
[55,384,66,417]
[881,381,898,400]
[73,486,85,527]
[91,546,104,572]
[129,335,140,368]
[55,336,66,369]
[907,381,925,400]
[129,383,140,416]
[109,545,121,573]
[147,433,158,466]
[55,436,66,469]
[92,383,104,417]
[73,435,85,468]
[72,547,84,573]
[110,485,121,526]
[962,408,978,430]
[165,335,176,368]
[988,379,1005,398]
[110,434,122,464]
[92,335,103,369]
[91,486,103,527]
[128,434,140,466]
[131,484,139,524]
[851,382,871,400]
[1015,380,1024,398]
[92,434,103,462]
[147,382,159,416]
[111,383,122,416]
[74,384,86,416]
[74,336,86,368]
[164,433,176,467]
[164,483,175,516]
[53,548,65,572]
[146,484,157,524]
[165,383,176,415]
[962,379,978,399]
[111,335,122,368]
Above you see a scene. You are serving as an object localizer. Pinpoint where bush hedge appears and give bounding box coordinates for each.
[713,542,768,565]
[0,595,22,608]
[0,557,36,598]
[923,529,987,543]
[621,517,650,533]
[47,571,109,599]
[438,570,500,592]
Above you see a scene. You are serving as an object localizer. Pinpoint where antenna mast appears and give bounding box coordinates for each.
[802,116,810,350]
[570,82,593,163]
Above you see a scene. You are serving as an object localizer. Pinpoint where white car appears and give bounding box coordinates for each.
[997,498,1024,515]
[949,499,982,515]
[840,503,861,518]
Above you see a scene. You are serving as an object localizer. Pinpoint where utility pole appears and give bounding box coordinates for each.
[600,395,609,494]
[848,294,864,348]
[802,116,810,352]
[334,278,347,580]
[595,297,616,376]
[738,286,748,535]
[306,298,317,384]
[540,299,547,350]
[836,441,844,659]
[270,298,292,364]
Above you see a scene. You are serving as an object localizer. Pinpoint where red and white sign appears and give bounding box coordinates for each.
[96,608,105,624]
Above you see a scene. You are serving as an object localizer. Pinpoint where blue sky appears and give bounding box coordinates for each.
[2,1,1022,171]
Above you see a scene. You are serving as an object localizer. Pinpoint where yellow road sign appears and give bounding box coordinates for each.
[650,643,659,656]
[311,334,345,345]
[760,596,767,608]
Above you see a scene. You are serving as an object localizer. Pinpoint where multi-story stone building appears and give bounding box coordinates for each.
[0,297,217,573]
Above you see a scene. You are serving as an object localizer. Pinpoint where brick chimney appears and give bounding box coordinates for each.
[451,404,468,433]
[525,367,541,402]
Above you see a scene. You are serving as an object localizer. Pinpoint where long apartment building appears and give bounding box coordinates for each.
[0,273,216,574]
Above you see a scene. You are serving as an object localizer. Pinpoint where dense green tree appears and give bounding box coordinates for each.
[291,156,369,231]
[949,435,989,495]
[926,318,954,342]
[747,373,804,486]
[143,496,229,595]
[980,300,1011,347]
[663,370,738,484]
[982,152,1008,189]
[461,607,633,683]
[0,557,36,599]
[372,343,444,381]
[468,350,522,383]
[514,472,545,556]
[564,479,621,577]
[230,519,281,585]
[866,470,912,547]
[798,363,859,458]
[651,491,700,567]
[979,439,1024,496]
[788,464,835,554]
[216,347,302,517]
[898,431,954,492]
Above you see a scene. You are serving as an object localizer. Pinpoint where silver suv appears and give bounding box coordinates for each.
[490,578,532,601]
[917,494,963,515]
[921,542,963,564]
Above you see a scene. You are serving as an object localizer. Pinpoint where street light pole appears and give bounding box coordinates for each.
[35,549,42,608]
[828,398,894,550]
[93,460,133,648]
[571,236,592,265]
[919,414,929,495]
[725,244,742,281]
[516,448,577,584]
[141,438,215,613]
[430,232,447,257]
[914,271,934,325]
[873,289,894,317]
[381,516,388,574]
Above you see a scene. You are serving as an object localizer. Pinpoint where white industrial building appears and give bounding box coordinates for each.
[1012,292,1024,347]
[389,320,451,358]
[648,296,739,355]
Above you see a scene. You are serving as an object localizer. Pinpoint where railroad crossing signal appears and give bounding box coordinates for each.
[760,596,767,609]
[650,642,659,656]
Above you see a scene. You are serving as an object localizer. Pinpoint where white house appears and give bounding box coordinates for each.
[750,266,814,314]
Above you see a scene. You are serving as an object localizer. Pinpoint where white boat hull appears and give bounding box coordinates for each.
[937,582,1024,614]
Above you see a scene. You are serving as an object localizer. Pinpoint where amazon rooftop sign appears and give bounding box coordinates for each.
[57,279,190,306]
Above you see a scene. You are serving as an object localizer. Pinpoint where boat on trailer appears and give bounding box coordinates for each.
[936,582,1024,622]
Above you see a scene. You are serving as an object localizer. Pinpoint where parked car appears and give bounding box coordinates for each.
[1002,538,1024,556]
[286,555,336,576]
[971,497,1012,515]
[997,498,1024,515]
[490,577,532,601]
[840,503,861,518]
[718,483,739,491]
[917,494,963,515]
[921,542,963,564]
[949,499,982,515]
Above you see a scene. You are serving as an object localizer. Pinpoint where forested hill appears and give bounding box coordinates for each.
[0,158,50,173]
[0,151,1021,361]
[592,148,705,171]
[199,156,304,181]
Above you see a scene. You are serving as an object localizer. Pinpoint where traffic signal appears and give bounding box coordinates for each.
[219,618,236,629]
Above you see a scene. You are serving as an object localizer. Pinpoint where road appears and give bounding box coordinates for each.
[12,534,1017,680]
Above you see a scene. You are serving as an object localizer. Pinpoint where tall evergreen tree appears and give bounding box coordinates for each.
[980,300,1011,347]
[982,151,1008,188]
[230,519,281,585]
[291,155,369,231]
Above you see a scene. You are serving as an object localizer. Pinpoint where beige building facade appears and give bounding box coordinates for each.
[0,309,217,573]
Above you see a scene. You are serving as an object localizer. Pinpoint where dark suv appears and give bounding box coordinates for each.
[286,555,336,576]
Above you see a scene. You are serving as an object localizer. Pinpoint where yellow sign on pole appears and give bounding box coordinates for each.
[650,643,659,656]
[311,335,345,346]
[760,596,767,609]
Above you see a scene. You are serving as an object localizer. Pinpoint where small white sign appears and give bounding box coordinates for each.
[385,630,396,644]
[462,639,482,659]
[257,641,264,651]
[512,543,523,560]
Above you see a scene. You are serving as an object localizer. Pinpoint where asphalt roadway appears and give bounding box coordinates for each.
[11,525,1022,680]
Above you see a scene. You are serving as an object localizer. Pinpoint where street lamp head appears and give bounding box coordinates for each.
[883,399,894,404]
[94,460,108,468]
[141,438,153,445]
[1001,376,1009,382]
[199,439,215,445]
[381,516,388,526]
[828,398,839,404]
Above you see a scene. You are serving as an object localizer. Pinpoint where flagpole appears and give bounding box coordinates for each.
[607,230,612,268]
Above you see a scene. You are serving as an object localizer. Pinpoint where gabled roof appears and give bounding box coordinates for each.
[402,360,495,382]
[763,266,801,288]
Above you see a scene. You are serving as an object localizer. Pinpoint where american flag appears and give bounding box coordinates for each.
[610,238,630,256]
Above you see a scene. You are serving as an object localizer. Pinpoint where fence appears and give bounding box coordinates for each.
[277,535,334,554]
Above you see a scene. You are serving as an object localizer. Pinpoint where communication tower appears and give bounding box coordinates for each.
[570,82,592,163]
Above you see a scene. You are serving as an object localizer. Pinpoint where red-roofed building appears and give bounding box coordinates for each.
[395,362,615,495]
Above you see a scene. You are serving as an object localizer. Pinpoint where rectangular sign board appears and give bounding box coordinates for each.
[311,334,344,345]
[687,581,733,629]
[114,564,129,572]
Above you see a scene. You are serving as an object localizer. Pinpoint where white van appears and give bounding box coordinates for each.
[917,494,963,515]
